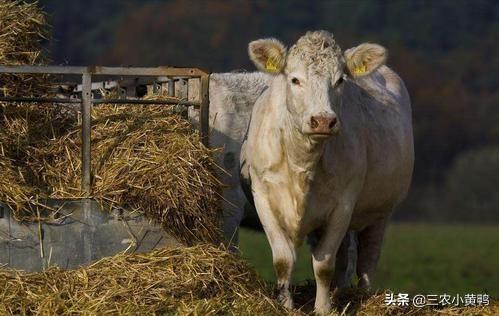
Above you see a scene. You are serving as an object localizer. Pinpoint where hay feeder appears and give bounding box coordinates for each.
[0,65,219,272]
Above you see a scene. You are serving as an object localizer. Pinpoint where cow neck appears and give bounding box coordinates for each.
[281,113,325,174]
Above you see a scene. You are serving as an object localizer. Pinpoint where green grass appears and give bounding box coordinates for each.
[238,223,499,297]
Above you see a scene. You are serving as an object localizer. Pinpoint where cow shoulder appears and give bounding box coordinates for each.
[245,88,286,175]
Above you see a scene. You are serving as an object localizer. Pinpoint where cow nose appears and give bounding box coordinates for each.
[310,114,337,134]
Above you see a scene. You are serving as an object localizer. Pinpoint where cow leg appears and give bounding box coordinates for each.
[356,218,387,290]
[264,219,295,309]
[270,233,295,309]
[221,199,243,249]
[332,231,357,289]
[312,205,353,315]
[251,186,296,309]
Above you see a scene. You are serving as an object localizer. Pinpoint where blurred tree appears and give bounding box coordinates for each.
[99,0,323,70]
[442,146,499,222]
[39,0,156,64]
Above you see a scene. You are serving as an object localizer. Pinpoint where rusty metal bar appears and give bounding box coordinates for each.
[81,72,92,195]
[92,66,207,77]
[0,97,200,107]
[93,98,200,107]
[178,78,189,119]
[0,65,207,77]
[0,65,87,75]
[199,74,210,147]
[168,78,174,97]
[0,97,81,104]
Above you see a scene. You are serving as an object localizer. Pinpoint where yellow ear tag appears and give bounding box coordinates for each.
[265,57,279,72]
[353,64,367,75]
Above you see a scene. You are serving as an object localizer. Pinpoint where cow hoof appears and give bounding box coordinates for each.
[357,274,372,291]
[280,297,294,310]
[278,293,294,310]
[314,302,332,316]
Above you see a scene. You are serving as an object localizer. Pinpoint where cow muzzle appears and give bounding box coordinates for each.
[306,112,338,137]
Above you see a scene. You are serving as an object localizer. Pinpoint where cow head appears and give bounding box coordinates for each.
[249,31,387,139]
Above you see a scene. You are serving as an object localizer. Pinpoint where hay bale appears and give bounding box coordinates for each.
[0,0,51,97]
[0,157,36,209]
[0,0,66,214]
[0,244,286,315]
[0,102,80,215]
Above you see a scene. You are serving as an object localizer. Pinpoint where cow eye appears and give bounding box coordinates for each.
[291,78,300,85]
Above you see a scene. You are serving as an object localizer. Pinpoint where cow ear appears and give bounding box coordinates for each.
[248,38,287,74]
[344,43,387,78]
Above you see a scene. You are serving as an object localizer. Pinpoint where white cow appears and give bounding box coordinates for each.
[204,72,272,243]
[208,72,357,280]
[239,31,414,314]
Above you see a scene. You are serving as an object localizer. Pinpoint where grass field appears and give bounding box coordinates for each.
[238,223,499,297]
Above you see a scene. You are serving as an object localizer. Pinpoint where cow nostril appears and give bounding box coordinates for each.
[329,117,337,129]
[311,117,319,129]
